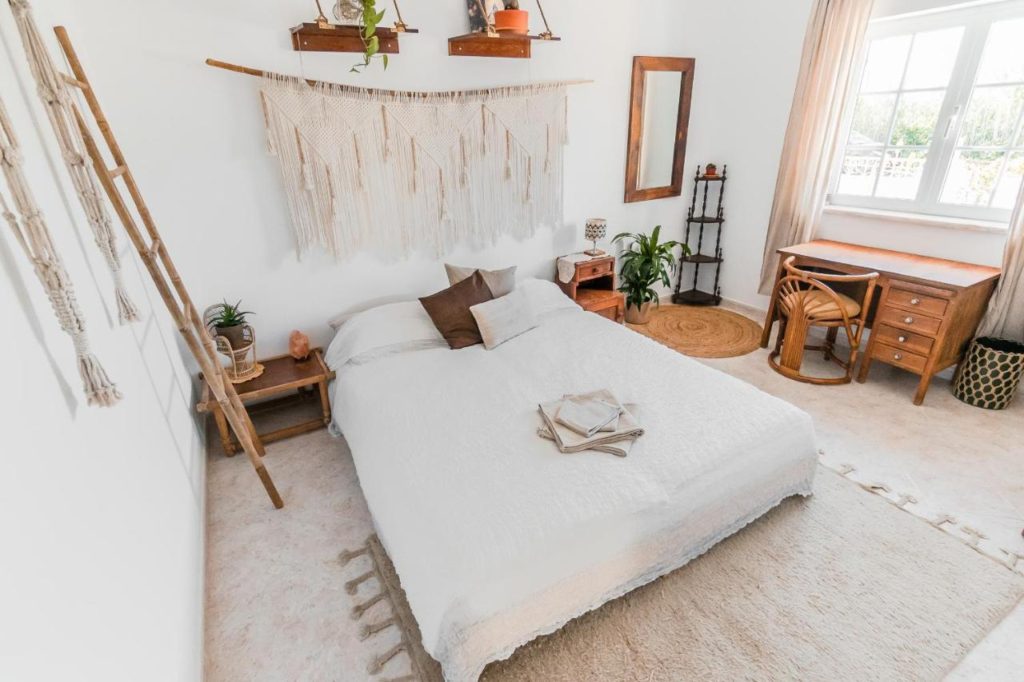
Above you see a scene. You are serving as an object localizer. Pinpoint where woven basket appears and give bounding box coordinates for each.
[953,337,1024,410]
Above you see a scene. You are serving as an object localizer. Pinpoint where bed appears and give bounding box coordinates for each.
[326,279,818,681]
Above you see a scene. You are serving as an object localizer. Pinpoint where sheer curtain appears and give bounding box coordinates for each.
[758,0,875,295]
[979,188,1024,341]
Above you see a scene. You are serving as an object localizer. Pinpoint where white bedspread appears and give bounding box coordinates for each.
[329,295,817,681]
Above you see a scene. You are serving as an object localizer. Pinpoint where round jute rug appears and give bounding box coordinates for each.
[628,304,763,358]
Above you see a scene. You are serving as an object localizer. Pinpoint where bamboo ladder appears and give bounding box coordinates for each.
[53,27,284,509]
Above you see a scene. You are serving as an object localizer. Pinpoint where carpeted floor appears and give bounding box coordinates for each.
[205,313,1024,681]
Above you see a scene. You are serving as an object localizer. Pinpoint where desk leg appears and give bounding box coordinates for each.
[913,373,932,406]
[760,259,787,348]
[212,406,238,456]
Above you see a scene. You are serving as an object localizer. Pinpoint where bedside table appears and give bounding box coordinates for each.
[556,254,625,323]
[198,347,335,455]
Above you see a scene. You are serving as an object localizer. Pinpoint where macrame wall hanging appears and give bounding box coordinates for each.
[258,75,571,260]
[0,93,120,407]
[8,0,139,324]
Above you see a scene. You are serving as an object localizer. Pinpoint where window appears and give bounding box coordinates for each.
[831,1,1024,224]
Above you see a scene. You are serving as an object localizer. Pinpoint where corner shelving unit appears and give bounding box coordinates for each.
[674,165,727,306]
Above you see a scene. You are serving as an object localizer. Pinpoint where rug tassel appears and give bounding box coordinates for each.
[862,482,892,494]
[931,513,958,528]
[339,545,369,567]
[367,642,406,675]
[836,464,855,476]
[360,616,397,640]
[345,569,377,595]
[352,591,387,619]
[893,493,918,509]
[960,526,987,547]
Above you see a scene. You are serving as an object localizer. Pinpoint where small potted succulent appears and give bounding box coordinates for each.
[494,0,529,34]
[207,300,254,349]
[613,226,689,325]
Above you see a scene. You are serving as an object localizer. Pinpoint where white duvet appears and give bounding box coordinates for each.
[328,280,818,681]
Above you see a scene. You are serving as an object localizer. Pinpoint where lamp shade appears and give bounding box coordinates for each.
[585,218,607,242]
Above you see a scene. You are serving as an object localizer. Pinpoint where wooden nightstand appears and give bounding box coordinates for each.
[556,254,625,323]
[198,348,335,455]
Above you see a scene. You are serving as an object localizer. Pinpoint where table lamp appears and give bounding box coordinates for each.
[584,218,607,256]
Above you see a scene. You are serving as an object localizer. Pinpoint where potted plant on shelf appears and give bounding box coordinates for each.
[207,300,254,349]
[494,0,529,34]
[613,226,689,325]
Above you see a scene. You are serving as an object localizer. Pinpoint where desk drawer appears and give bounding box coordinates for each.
[887,287,949,317]
[873,343,929,374]
[576,258,614,281]
[873,323,935,356]
[877,305,943,336]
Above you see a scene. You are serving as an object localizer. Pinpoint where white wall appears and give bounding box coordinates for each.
[0,6,206,681]
[12,0,814,354]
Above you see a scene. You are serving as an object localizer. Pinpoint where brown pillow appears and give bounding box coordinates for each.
[419,271,495,349]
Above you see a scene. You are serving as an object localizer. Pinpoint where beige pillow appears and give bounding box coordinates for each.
[469,289,538,350]
[445,264,517,298]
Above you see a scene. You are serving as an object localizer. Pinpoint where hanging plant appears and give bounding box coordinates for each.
[351,0,388,73]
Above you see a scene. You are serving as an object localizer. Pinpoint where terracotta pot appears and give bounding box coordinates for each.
[216,323,247,350]
[494,9,529,34]
[625,301,653,325]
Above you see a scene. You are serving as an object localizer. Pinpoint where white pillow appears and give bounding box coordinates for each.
[469,289,538,350]
[324,301,445,369]
[517,278,582,317]
[445,264,517,298]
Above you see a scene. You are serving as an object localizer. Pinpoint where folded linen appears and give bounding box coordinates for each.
[555,392,623,437]
[539,403,641,457]
[538,396,644,454]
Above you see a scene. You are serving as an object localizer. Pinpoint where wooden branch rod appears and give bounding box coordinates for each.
[204,58,592,96]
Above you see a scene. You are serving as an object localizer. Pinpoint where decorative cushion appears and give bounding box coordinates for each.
[469,289,539,350]
[781,289,861,320]
[419,271,495,349]
[445,264,517,298]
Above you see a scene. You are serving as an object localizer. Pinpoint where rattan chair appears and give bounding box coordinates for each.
[768,256,879,385]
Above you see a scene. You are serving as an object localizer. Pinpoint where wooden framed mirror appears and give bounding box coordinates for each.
[624,56,695,203]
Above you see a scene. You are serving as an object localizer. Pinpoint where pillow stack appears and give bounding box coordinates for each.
[421,265,535,350]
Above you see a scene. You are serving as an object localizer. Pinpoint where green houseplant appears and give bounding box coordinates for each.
[207,300,254,349]
[351,0,389,73]
[612,226,689,324]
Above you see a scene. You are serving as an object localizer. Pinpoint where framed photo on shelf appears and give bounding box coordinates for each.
[467,0,505,31]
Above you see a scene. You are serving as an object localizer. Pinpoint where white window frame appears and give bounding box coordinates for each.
[828,0,1024,225]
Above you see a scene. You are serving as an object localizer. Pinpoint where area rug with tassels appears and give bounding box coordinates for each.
[340,468,1024,681]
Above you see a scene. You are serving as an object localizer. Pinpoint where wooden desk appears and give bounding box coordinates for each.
[761,240,1000,405]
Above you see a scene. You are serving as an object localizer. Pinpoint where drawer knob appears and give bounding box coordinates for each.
[898,335,907,343]
[904,316,914,324]
[893,352,903,361]
[910,297,921,305]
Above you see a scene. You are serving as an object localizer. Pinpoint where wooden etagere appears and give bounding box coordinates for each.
[674,165,727,306]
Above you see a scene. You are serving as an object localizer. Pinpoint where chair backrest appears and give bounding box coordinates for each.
[775,256,880,326]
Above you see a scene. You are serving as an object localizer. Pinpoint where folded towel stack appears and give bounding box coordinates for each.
[537,389,644,457]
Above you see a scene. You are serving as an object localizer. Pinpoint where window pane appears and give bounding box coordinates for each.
[876,149,927,199]
[976,18,1024,85]
[890,91,944,146]
[992,152,1024,209]
[837,150,882,196]
[958,85,1024,147]
[941,150,1005,206]
[850,94,896,145]
[903,27,964,90]
[861,35,912,93]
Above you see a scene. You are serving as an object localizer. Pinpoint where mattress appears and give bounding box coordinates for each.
[328,282,818,681]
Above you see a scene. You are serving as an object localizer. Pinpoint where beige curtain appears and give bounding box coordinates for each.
[978,188,1024,341]
[758,0,876,295]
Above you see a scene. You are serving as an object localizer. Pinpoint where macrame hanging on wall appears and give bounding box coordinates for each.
[8,0,139,324]
[258,76,570,260]
[0,94,120,407]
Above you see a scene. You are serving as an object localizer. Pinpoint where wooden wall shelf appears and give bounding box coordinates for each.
[290,23,419,54]
[448,32,560,59]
